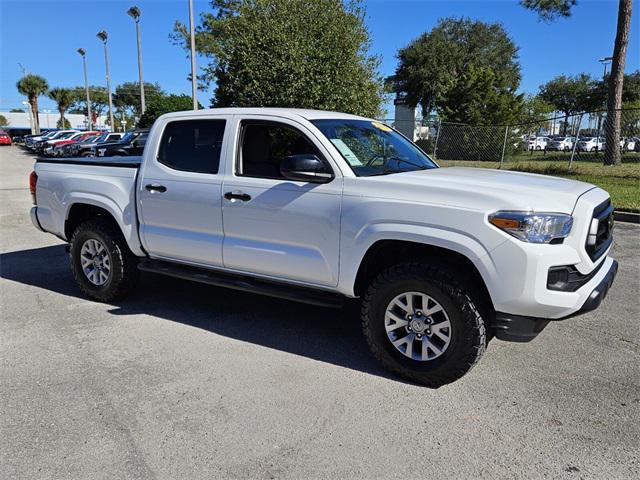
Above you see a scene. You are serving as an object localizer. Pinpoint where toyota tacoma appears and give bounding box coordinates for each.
[29,108,617,387]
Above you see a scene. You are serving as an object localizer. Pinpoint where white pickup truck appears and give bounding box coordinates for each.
[30,108,617,387]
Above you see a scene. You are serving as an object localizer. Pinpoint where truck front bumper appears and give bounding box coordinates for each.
[492,259,618,342]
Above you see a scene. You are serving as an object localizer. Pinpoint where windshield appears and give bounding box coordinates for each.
[311,119,437,176]
[119,131,138,143]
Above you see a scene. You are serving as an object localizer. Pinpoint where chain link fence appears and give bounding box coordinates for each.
[381,108,640,166]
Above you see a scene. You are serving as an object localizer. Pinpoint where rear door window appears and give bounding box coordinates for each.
[158,120,226,174]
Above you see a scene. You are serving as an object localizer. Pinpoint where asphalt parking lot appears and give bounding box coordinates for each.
[1,145,639,479]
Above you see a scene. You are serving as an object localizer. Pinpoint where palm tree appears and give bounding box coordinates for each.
[48,88,75,130]
[16,74,49,134]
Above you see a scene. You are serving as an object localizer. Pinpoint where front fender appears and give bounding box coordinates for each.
[337,221,498,297]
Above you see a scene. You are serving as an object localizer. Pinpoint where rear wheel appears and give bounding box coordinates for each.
[69,218,138,302]
[361,263,486,387]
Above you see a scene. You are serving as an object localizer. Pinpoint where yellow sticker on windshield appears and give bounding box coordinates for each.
[371,121,392,132]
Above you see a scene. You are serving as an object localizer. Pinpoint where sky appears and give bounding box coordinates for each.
[1,0,638,118]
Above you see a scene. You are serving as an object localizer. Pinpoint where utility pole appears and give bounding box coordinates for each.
[127,6,146,114]
[188,0,198,110]
[97,30,115,131]
[77,48,93,130]
[596,56,613,148]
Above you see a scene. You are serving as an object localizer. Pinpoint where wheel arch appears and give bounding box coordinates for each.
[352,239,494,313]
[64,200,144,256]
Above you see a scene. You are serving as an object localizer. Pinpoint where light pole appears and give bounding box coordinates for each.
[127,6,145,114]
[43,109,51,128]
[22,100,34,134]
[97,30,115,132]
[596,56,613,143]
[77,48,93,130]
[188,0,198,110]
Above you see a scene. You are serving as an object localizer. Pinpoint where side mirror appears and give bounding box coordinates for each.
[280,154,332,183]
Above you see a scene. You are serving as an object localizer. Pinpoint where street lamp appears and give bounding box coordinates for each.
[22,100,34,134]
[127,6,146,114]
[595,56,614,145]
[599,56,613,79]
[188,0,198,110]
[96,30,115,131]
[43,109,51,128]
[77,48,93,130]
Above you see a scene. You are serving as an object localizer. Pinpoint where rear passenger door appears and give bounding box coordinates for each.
[138,117,229,266]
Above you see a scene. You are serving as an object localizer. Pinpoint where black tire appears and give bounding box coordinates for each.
[69,218,139,302]
[80,151,93,157]
[361,263,486,388]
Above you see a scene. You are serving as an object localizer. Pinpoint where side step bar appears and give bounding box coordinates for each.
[138,258,345,309]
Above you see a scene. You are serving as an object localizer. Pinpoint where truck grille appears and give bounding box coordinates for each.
[585,199,614,261]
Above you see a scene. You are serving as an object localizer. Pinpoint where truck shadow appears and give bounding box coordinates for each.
[1,244,400,383]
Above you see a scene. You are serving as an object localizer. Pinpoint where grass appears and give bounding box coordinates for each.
[437,159,640,213]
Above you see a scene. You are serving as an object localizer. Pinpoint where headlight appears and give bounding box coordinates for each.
[489,211,573,243]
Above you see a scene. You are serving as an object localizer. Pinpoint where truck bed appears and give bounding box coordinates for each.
[36,156,142,168]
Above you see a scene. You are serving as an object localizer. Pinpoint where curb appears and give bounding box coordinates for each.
[614,210,639,224]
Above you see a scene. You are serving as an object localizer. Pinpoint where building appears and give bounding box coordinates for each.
[0,111,108,131]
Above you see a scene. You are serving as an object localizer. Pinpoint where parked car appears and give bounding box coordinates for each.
[547,136,574,151]
[24,130,59,149]
[30,108,618,387]
[43,131,99,156]
[577,137,604,152]
[92,129,148,157]
[525,136,550,150]
[620,138,636,152]
[0,130,12,146]
[36,131,81,155]
[31,130,79,153]
[4,128,32,143]
[66,132,124,158]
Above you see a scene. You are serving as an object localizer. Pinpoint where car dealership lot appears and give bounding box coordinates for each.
[1,146,638,479]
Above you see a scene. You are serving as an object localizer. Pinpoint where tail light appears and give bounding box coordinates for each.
[29,171,38,204]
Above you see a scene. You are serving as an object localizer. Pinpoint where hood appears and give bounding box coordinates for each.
[359,167,595,214]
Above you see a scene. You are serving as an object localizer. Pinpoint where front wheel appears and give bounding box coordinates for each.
[361,263,486,387]
[69,218,139,302]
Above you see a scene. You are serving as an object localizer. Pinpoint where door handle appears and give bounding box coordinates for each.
[145,184,167,193]
[224,191,251,202]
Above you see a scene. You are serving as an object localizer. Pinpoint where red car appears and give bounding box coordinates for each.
[0,130,12,145]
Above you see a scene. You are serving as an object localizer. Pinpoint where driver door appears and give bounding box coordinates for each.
[221,117,342,287]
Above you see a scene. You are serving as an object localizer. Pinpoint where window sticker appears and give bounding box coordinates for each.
[331,139,363,166]
[371,121,392,132]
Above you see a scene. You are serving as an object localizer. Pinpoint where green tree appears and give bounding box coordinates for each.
[113,82,164,116]
[69,86,109,123]
[521,0,633,165]
[438,66,524,124]
[520,1,576,21]
[56,117,71,129]
[538,74,597,133]
[47,88,74,130]
[392,17,521,121]
[519,95,555,135]
[138,94,199,128]
[16,74,49,134]
[0,114,9,127]
[10,108,24,113]
[171,0,384,116]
